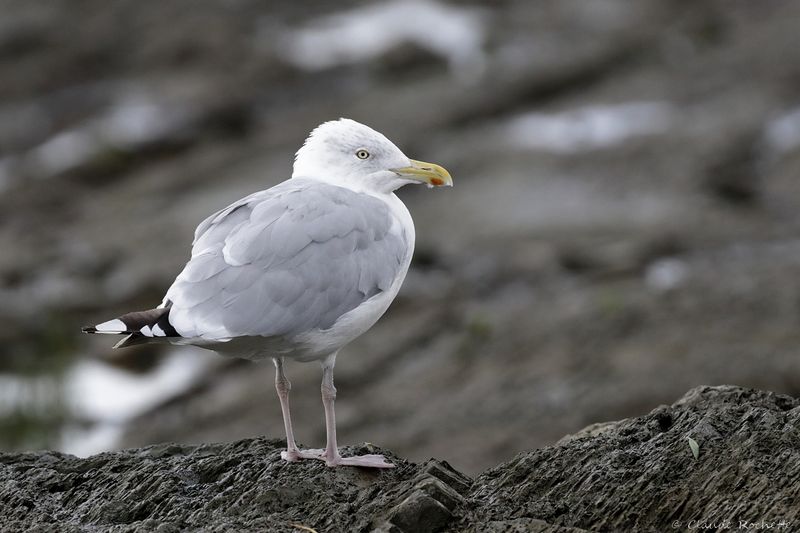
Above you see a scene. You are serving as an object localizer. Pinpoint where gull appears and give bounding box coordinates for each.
[83,118,452,468]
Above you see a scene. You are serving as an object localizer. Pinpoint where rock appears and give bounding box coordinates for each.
[0,439,470,533]
[456,385,800,532]
[2,386,798,532]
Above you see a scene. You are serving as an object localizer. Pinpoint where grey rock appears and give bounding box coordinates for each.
[2,386,798,532]
[457,385,800,532]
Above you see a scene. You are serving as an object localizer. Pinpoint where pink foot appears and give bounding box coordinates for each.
[281,448,325,462]
[281,448,394,468]
[326,453,395,469]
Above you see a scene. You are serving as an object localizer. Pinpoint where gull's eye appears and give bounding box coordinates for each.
[355,149,370,160]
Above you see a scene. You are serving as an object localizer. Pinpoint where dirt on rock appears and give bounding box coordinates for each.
[2,385,797,532]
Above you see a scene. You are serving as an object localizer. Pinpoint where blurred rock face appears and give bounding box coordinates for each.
[1,0,800,474]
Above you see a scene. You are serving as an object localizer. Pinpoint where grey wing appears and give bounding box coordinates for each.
[166,179,408,341]
[191,189,269,250]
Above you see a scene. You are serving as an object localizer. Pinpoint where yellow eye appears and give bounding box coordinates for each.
[356,149,370,159]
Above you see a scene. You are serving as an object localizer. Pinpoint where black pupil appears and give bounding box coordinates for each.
[358,151,368,158]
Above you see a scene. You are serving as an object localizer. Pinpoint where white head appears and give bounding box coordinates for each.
[293,118,452,194]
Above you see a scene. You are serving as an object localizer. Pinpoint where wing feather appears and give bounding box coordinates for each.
[166,179,407,341]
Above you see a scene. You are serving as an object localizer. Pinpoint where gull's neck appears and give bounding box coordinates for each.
[293,172,411,197]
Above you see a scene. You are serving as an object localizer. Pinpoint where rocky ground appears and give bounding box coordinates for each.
[2,386,798,532]
[1,0,800,476]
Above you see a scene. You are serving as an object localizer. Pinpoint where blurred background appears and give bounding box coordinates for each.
[1,0,800,475]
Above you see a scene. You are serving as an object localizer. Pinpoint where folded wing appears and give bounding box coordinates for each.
[166,179,408,341]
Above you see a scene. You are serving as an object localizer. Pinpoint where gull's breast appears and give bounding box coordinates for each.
[290,192,415,361]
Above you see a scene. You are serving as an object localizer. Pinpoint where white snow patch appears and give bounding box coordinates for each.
[0,374,61,416]
[764,107,800,154]
[28,129,96,177]
[99,97,191,147]
[60,348,214,457]
[275,0,487,81]
[26,93,193,177]
[60,424,124,458]
[645,258,689,291]
[505,102,675,153]
[65,349,211,424]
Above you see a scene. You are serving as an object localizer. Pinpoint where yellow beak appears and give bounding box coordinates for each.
[391,159,453,187]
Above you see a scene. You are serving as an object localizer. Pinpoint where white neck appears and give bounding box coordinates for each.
[292,171,418,195]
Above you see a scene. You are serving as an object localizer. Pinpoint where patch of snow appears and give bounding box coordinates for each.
[645,258,689,291]
[0,374,61,416]
[65,348,211,424]
[99,97,192,147]
[59,348,214,456]
[275,0,487,81]
[25,93,194,177]
[60,423,124,458]
[28,129,97,177]
[505,102,675,153]
[0,272,93,318]
[764,107,800,154]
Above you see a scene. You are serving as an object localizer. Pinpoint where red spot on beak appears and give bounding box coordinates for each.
[430,178,444,186]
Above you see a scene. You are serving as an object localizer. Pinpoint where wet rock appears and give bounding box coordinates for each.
[2,386,799,532]
[458,385,800,532]
[0,438,471,532]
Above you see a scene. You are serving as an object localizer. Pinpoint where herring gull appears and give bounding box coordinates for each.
[83,118,453,468]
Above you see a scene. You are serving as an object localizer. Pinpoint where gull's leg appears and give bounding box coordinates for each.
[273,357,322,462]
[320,353,394,468]
[320,353,340,462]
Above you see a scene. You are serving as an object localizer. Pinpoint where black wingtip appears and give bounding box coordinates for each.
[82,326,97,334]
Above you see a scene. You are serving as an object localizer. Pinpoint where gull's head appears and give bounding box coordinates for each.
[293,118,452,194]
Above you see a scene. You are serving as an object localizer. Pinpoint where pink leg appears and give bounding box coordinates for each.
[319,354,394,469]
[273,357,323,462]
